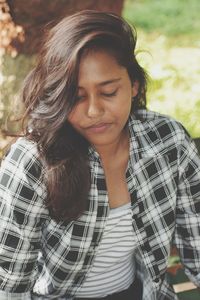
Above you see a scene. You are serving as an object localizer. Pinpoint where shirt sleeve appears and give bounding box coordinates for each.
[174,130,200,287]
[0,138,49,295]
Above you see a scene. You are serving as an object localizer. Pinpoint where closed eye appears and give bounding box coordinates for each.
[102,89,118,97]
[76,89,118,102]
[76,95,85,102]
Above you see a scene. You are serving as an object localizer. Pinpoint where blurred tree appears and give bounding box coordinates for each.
[5,0,124,54]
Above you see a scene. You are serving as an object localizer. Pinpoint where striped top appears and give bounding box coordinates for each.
[75,202,137,298]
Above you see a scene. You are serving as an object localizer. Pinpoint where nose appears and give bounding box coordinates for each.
[87,97,104,118]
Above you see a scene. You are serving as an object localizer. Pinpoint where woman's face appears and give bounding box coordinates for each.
[67,50,138,151]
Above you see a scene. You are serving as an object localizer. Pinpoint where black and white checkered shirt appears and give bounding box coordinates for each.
[0,110,200,300]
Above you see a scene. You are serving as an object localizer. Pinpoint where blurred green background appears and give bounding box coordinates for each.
[1,0,200,155]
[123,0,200,138]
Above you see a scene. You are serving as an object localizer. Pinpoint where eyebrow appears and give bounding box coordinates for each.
[78,78,121,89]
[98,78,121,86]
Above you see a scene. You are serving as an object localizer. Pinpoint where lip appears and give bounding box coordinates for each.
[85,122,111,133]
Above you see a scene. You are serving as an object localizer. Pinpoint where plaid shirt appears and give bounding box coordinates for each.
[0,110,200,300]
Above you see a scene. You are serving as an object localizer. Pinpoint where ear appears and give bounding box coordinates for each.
[132,80,139,98]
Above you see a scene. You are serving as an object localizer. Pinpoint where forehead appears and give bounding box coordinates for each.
[78,50,126,86]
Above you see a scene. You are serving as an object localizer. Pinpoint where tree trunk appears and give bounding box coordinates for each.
[6,0,124,54]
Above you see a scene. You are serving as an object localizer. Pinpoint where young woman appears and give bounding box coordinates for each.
[0,10,200,300]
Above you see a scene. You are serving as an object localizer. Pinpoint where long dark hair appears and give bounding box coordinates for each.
[21,10,148,221]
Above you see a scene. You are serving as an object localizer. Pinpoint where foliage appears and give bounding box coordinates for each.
[0,53,35,128]
[124,0,200,43]
[123,0,200,138]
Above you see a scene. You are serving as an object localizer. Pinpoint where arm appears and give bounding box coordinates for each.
[174,130,200,287]
[0,138,48,298]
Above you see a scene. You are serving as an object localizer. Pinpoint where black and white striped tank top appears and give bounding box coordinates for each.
[75,202,137,298]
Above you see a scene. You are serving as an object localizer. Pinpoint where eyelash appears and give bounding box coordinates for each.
[102,90,117,97]
[77,95,85,102]
[77,90,118,101]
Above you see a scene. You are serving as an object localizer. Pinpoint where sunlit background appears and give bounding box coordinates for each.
[123,0,200,138]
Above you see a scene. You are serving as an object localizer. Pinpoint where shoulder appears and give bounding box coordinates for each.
[128,109,194,156]
[0,138,49,223]
[1,137,43,186]
[130,109,189,141]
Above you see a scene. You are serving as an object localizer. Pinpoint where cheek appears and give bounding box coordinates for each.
[67,112,78,129]
[67,105,82,125]
[123,91,133,111]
